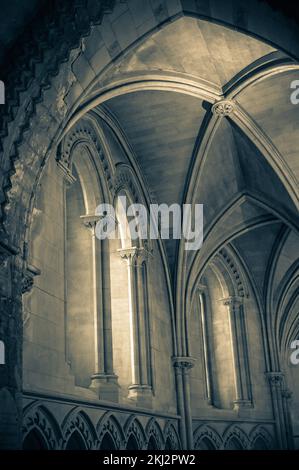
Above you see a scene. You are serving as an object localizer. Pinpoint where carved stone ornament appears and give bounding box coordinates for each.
[172,356,196,371]
[266,372,284,388]
[212,100,235,117]
[22,264,41,294]
[118,246,152,266]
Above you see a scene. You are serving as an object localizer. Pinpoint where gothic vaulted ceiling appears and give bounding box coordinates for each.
[0,1,298,292]
[97,16,298,278]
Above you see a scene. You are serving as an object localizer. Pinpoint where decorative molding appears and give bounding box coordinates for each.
[56,156,77,186]
[113,165,140,204]
[212,100,235,117]
[22,398,180,450]
[57,121,113,191]
[219,248,247,298]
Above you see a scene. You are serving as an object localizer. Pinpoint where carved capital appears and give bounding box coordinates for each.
[118,246,151,267]
[172,356,196,372]
[212,99,235,117]
[22,264,41,295]
[197,283,207,295]
[80,214,101,232]
[220,296,243,308]
[266,372,284,388]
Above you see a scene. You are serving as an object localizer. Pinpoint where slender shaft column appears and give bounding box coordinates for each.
[57,160,76,364]
[221,296,252,410]
[282,388,294,449]
[172,357,196,450]
[197,285,213,405]
[136,259,152,386]
[173,361,187,449]
[118,246,153,407]
[81,215,118,401]
[266,372,291,449]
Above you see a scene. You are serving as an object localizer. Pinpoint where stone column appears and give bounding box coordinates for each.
[172,356,196,450]
[282,388,294,449]
[266,372,291,449]
[197,285,213,406]
[118,246,153,407]
[81,215,118,401]
[221,296,252,411]
[57,159,76,365]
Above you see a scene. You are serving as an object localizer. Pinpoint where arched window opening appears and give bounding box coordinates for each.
[23,429,48,450]
[252,436,268,450]
[64,143,118,400]
[193,254,252,411]
[164,437,173,450]
[111,187,153,406]
[65,431,87,450]
[99,432,116,450]
[196,267,235,410]
[147,435,158,450]
[66,164,94,387]
[126,434,139,450]
[225,437,243,450]
[198,437,216,450]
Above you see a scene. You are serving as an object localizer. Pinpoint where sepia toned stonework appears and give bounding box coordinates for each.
[0,0,298,450]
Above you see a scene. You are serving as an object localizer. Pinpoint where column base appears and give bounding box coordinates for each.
[128,385,153,408]
[233,399,253,415]
[90,373,119,402]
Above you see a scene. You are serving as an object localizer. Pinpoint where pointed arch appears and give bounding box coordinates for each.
[124,416,146,450]
[97,412,124,450]
[223,425,250,450]
[61,407,97,450]
[23,402,61,450]
[163,421,181,450]
[23,428,49,450]
[145,418,164,450]
[193,425,222,450]
[249,425,274,450]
